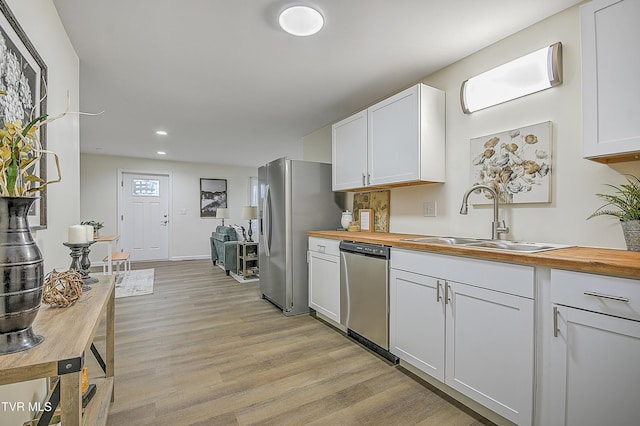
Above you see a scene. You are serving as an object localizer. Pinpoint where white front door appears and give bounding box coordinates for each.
[119,172,170,261]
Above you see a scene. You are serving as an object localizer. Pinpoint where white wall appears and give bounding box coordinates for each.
[10,0,81,270]
[80,153,257,264]
[1,0,80,423]
[303,125,332,163]
[309,5,640,249]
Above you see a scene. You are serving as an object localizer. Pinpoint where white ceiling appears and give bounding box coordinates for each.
[52,0,582,168]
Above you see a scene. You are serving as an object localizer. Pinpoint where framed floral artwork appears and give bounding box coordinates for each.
[0,1,48,228]
[353,190,389,232]
[470,121,552,205]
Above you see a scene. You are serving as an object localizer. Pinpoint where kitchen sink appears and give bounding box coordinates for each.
[464,240,562,253]
[402,236,570,253]
[403,236,482,245]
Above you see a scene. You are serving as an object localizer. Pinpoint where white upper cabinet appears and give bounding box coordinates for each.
[332,83,445,191]
[332,110,368,191]
[581,0,640,162]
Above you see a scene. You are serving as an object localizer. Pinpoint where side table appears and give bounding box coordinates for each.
[236,241,259,282]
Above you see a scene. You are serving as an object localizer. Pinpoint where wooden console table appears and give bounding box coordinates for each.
[0,274,115,425]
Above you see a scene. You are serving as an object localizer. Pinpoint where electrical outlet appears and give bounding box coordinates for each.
[423,201,437,217]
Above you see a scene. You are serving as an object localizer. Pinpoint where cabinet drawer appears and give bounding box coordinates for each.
[551,269,640,321]
[391,249,534,299]
[308,237,340,257]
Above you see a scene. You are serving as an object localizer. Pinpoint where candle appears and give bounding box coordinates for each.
[68,225,87,243]
[85,225,94,242]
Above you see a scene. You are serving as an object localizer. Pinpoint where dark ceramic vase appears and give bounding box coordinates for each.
[0,196,44,355]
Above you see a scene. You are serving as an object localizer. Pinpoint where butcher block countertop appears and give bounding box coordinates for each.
[308,231,640,279]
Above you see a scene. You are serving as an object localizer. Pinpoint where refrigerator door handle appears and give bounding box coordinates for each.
[263,184,271,257]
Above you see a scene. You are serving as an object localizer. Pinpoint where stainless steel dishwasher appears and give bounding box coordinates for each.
[339,241,398,363]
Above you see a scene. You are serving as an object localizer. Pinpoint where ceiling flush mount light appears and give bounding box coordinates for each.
[155,130,167,136]
[279,4,324,36]
[157,151,166,155]
[460,42,562,114]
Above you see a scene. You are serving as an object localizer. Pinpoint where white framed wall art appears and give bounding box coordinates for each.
[469,121,552,205]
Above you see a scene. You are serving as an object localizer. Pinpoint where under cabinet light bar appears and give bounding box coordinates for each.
[460,42,562,114]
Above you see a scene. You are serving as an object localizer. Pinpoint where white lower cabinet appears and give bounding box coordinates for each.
[445,280,534,424]
[549,269,640,426]
[390,249,534,425]
[308,237,340,323]
[390,269,445,380]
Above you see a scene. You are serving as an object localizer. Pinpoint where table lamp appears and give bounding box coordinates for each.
[216,207,229,226]
[242,206,259,242]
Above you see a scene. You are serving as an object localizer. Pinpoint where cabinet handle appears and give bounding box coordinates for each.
[436,280,442,302]
[362,173,366,186]
[583,291,630,302]
[367,173,371,186]
[553,306,559,338]
[444,282,451,305]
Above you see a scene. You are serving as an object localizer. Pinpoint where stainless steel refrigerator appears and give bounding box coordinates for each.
[258,158,342,316]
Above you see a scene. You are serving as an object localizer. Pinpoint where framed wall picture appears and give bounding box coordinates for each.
[0,1,48,229]
[470,121,552,205]
[359,209,373,232]
[353,190,389,232]
[200,178,227,217]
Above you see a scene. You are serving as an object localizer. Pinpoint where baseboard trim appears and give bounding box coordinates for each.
[170,255,210,261]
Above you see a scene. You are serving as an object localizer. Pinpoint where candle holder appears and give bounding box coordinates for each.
[63,241,97,290]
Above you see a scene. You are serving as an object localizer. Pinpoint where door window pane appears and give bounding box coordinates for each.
[132,179,160,196]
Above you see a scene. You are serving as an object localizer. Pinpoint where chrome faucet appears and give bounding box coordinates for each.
[460,184,509,240]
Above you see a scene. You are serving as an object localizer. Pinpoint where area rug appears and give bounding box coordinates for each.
[115,269,154,298]
[229,271,259,284]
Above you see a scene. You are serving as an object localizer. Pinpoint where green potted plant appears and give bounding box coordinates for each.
[0,113,62,196]
[588,174,640,252]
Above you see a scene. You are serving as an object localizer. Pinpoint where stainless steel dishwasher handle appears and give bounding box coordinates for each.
[340,251,351,327]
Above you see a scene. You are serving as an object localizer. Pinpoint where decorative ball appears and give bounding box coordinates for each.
[42,269,83,308]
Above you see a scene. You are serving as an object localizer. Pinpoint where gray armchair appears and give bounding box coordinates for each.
[210,225,238,275]
[210,233,218,265]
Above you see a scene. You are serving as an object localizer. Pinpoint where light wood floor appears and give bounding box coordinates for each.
[90,259,493,426]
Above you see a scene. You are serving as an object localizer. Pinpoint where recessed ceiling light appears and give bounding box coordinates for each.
[156,130,168,136]
[157,151,167,155]
[279,4,324,36]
